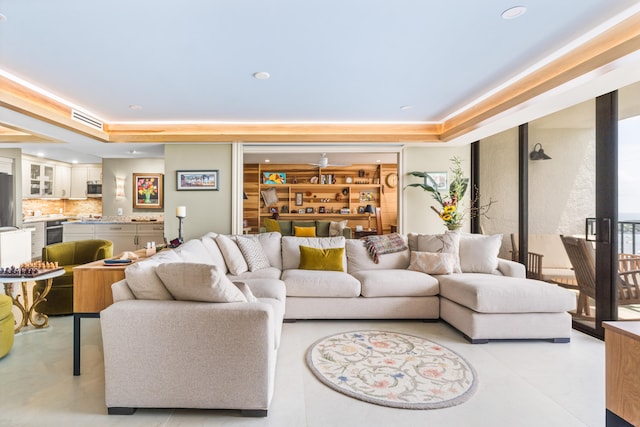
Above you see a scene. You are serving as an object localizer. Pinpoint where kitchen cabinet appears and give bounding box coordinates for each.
[64,222,164,254]
[26,221,46,259]
[87,166,102,182]
[135,223,165,249]
[70,167,88,198]
[63,223,95,242]
[54,164,71,198]
[23,160,54,198]
[70,165,102,198]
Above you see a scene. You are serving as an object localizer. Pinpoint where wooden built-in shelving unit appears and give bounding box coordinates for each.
[243,163,398,234]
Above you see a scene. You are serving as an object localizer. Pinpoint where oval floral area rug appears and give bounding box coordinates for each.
[306,330,477,409]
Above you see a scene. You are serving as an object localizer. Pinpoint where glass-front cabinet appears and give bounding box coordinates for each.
[25,161,54,198]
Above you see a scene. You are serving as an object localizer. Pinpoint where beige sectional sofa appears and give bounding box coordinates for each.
[100,230,576,416]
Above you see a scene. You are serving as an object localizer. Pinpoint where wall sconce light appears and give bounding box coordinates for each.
[115,176,126,198]
[529,143,552,160]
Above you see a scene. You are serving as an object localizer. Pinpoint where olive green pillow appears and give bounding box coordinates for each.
[263,218,281,233]
[298,245,345,271]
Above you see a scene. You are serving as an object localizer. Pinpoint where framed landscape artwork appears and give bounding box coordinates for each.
[133,173,163,209]
[177,170,219,191]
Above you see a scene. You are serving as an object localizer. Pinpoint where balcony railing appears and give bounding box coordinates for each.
[619,221,640,254]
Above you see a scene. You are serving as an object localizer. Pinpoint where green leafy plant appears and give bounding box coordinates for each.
[406,157,469,229]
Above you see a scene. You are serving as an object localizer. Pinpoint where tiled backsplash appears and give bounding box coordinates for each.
[22,198,103,218]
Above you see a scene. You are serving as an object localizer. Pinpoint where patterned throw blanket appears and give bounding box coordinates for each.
[363,233,408,263]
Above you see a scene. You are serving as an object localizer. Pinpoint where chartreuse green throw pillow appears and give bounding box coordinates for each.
[263,218,281,233]
[298,245,344,271]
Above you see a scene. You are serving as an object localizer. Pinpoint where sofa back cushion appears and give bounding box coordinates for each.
[156,263,247,303]
[315,220,331,237]
[407,231,461,273]
[282,236,346,271]
[215,234,249,275]
[458,233,502,274]
[173,239,212,264]
[256,232,282,270]
[124,250,181,300]
[277,220,293,236]
[200,232,228,274]
[346,237,410,272]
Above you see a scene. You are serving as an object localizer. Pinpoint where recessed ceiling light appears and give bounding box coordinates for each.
[400,105,413,110]
[36,152,44,157]
[128,150,138,154]
[129,104,142,110]
[72,160,78,164]
[376,159,382,163]
[253,71,271,80]
[264,159,271,163]
[502,6,527,19]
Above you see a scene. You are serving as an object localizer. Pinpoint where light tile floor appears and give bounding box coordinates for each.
[0,316,605,427]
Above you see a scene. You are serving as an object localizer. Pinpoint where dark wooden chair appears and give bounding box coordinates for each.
[561,236,640,317]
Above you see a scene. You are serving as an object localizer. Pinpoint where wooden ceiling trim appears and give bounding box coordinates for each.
[0,75,110,141]
[440,11,640,140]
[104,123,443,143]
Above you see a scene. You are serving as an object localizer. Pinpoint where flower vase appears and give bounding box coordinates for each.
[446,224,462,232]
[145,193,151,203]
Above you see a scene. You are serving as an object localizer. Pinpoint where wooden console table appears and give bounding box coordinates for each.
[73,249,148,375]
[603,321,640,427]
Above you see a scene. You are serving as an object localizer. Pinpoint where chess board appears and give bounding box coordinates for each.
[0,267,64,278]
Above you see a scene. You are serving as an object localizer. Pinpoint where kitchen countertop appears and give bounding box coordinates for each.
[23,215,164,224]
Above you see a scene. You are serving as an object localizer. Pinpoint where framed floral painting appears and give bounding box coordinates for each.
[133,173,163,209]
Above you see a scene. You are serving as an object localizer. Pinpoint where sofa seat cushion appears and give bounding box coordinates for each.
[351,269,439,297]
[438,274,577,313]
[281,269,361,297]
[541,268,575,283]
[241,278,287,302]
[227,266,282,281]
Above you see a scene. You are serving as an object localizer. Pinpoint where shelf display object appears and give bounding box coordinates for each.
[243,163,397,234]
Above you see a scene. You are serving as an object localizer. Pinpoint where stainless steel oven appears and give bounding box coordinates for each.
[46,219,64,245]
[87,181,102,197]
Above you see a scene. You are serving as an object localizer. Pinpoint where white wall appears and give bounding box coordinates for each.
[164,144,233,240]
[102,158,165,217]
[402,145,470,234]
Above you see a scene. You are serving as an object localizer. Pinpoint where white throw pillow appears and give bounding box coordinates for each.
[407,231,461,273]
[124,250,181,300]
[458,233,503,273]
[236,235,271,272]
[260,187,279,206]
[329,220,348,237]
[408,251,456,275]
[156,263,247,302]
[215,234,249,275]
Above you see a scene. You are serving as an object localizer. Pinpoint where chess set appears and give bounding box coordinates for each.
[0,261,63,278]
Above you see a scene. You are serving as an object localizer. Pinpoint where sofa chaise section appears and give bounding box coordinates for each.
[438,272,576,343]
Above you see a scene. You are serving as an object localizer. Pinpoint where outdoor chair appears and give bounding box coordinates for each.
[560,236,640,317]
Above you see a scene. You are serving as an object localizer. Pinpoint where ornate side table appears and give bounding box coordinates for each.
[1,269,65,332]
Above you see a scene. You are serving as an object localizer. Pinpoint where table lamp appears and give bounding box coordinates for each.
[176,206,186,244]
[364,204,375,230]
